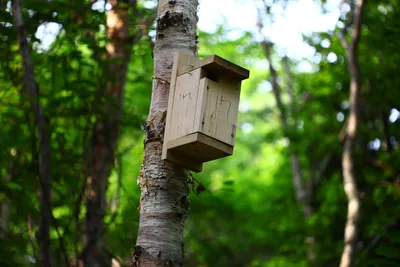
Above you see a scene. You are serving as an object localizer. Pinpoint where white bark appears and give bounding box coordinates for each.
[132,1,199,266]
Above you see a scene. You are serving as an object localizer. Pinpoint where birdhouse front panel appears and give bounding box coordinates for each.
[167,68,203,142]
[162,51,249,172]
[198,77,240,146]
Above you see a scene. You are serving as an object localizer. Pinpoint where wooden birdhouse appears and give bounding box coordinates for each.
[162,51,250,172]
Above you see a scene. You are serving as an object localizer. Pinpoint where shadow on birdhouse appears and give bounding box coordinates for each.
[162,51,250,172]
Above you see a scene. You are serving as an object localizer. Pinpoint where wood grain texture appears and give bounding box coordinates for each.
[167,132,233,172]
[169,69,202,140]
[162,51,249,171]
[200,78,239,146]
[161,51,198,161]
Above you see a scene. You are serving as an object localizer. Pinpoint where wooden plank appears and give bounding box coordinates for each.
[167,132,233,163]
[193,77,207,132]
[163,51,245,170]
[197,132,233,157]
[167,133,198,149]
[162,51,197,161]
[178,54,250,81]
[200,78,240,146]
[168,68,202,141]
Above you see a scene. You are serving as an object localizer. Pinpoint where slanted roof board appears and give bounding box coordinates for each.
[177,54,250,80]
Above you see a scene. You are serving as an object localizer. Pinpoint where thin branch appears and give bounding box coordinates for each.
[12,1,70,266]
[351,0,365,53]
[37,178,71,267]
[339,0,366,266]
[12,0,54,266]
[257,5,317,262]
[257,6,310,208]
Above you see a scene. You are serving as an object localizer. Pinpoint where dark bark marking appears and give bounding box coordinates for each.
[157,12,190,33]
[144,111,167,144]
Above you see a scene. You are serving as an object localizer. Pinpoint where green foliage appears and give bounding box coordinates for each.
[1,0,400,266]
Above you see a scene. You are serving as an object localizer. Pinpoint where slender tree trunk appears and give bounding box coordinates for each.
[339,1,366,266]
[131,1,199,266]
[260,38,316,262]
[12,0,53,266]
[83,1,136,266]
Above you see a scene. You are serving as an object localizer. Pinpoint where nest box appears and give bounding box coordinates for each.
[162,51,249,172]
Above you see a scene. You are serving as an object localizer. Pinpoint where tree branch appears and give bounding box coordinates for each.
[12,0,54,266]
[339,1,366,266]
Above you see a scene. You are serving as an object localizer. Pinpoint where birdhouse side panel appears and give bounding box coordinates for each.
[168,68,203,141]
[200,78,240,146]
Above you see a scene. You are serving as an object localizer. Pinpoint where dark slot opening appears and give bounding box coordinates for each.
[206,71,219,82]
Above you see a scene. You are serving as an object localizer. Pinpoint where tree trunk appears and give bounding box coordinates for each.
[82,1,136,266]
[260,38,316,262]
[339,0,366,266]
[131,1,199,266]
[12,0,53,266]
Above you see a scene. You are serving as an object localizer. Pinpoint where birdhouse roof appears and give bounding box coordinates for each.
[178,54,250,81]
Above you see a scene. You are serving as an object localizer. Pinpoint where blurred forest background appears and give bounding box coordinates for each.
[1,0,400,266]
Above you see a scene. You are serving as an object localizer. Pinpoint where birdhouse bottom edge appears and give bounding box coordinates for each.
[162,132,233,172]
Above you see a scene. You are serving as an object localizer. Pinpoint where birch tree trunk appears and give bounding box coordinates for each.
[83,1,137,266]
[131,1,199,266]
[339,0,366,266]
[12,0,53,266]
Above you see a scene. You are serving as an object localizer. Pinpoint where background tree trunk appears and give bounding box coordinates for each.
[261,39,316,262]
[131,0,199,266]
[82,1,137,266]
[12,0,53,266]
[339,0,366,266]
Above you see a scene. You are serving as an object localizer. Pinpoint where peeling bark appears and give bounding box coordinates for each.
[339,1,366,266]
[12,0,53,266]
[82,1,137,266]
[131,1,199,266]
